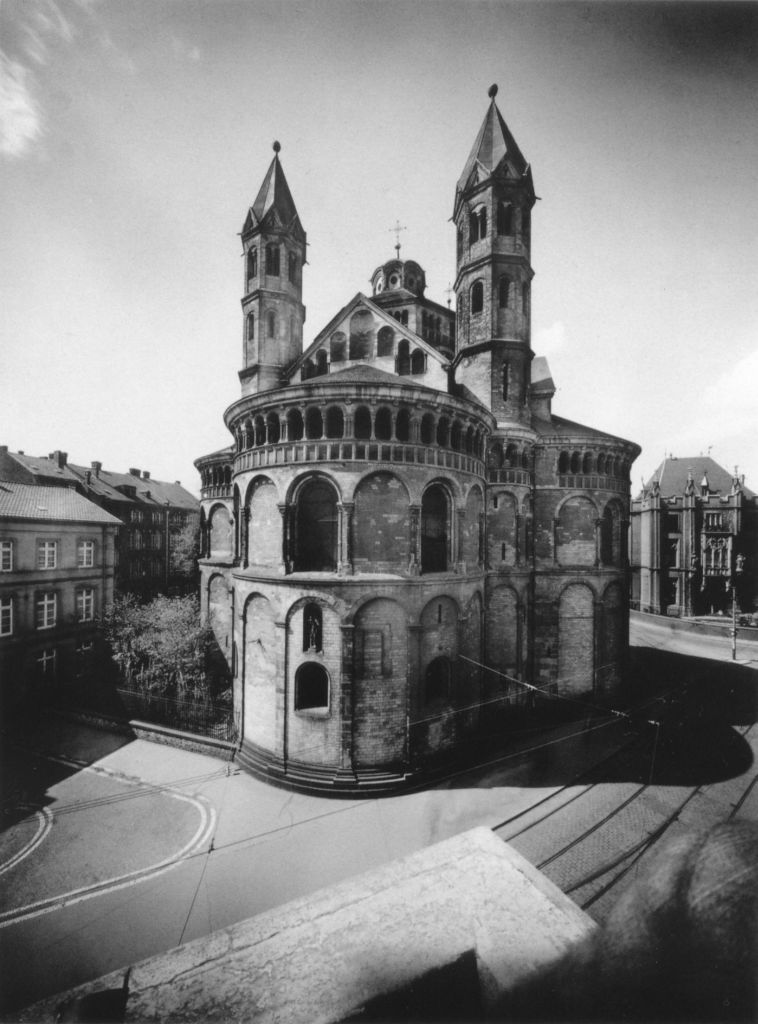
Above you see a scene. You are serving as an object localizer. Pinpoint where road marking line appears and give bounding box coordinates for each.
[0,808,54,876]
[0,786,215,929]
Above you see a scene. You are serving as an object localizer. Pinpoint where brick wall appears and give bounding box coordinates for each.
[557,496,596,566]
[487,492,517,567]
[353,598,407,766]
[247,478,280,568]
[243,593,279,751]
[557,584,595,696]
[353,472,410,572]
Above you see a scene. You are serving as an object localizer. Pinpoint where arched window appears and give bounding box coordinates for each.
[436,417,450,447]
[267,311,276,338]
[497,203,513,235]
[582,452,593,474]
[315,350,328,376]
[301,359,314,381]
[558,451,569,474]
[288,252,297,284]
[243,419,253,449]
[295,662,329,710]
[295,479,338,571]
[521,450,530,469]
[465,426,475,455]
[302,603,322,653]
[325,406,344,438]
[266,413,280,445]
[478,207,487,239]
[377,326,394,357]
[249,246,262,280]
[266,244,280,276]
[504,444,518,467]
[425,656,452,702]
[569,452,581,474]
[471,280,484,315]
[397,340,410,375]
[287,408,304,441]
[420,413,435,445]
[349,309,373,359]
[305,407,323,439]
[400,310,408,326]
[498,277,511,308]
[254,416,265,446]
[354,406,372,440]
[488,442,503,471]
[330,332,346,362]
[597,453,606,475]
[450,421,462,451]
[375,407,392,441]
[421,485,449,573]
[246,312,255,341]
[410,349,425,374]
[469,210,479,244]
[396,407,410,442]
[522,208,531,246]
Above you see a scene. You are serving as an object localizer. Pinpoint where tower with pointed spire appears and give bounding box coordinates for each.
[239,141,307,395]
[453,84,535,428]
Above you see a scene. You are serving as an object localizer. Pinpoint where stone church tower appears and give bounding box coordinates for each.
[195,88,640,795]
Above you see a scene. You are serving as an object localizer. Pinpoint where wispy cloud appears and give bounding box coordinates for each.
[0,53,43,158]
[0,0,103,159]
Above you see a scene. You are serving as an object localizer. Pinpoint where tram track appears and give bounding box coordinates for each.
[493,720,758,920]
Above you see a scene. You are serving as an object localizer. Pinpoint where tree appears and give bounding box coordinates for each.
[170,517,200,579]
[102,594,212,700]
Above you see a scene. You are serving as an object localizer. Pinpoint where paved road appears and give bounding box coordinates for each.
[630,613,758,667]
[1,628,755,1015]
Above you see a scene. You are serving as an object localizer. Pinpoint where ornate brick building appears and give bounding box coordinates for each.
[631,456,757,617]
[196,88,640,793]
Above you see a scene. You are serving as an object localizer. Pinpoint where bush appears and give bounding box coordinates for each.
[102,594,213,700]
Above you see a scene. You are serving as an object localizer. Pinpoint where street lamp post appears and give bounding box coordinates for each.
[729,553,745,661]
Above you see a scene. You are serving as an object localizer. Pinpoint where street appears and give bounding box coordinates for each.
[1,627,756,1016]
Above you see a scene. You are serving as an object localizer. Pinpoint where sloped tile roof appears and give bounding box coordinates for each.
[532,414,640,450]
[647,456,754,499]
[0,483,121,524]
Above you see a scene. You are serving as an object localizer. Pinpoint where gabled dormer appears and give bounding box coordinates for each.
[239,142,307,396]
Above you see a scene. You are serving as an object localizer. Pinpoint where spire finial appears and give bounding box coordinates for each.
[488,83,498,99]
[272,140,281,154]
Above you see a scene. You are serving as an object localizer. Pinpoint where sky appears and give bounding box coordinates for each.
[1,0,756,498]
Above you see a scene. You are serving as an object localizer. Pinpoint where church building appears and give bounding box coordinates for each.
[195,87,640,793]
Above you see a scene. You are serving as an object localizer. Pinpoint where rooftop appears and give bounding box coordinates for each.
[0,482,121,525]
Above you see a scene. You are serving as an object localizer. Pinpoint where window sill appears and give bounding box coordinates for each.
[295,707,330,719]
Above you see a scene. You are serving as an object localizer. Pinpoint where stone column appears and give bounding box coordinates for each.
[338,502,354,575]
[515,513,523,566]
[242,506,251,568]
[456,507,466,572]
[278,503,292,574]
[594,518,603,567]
[408,505,421,575]
[339,624,356,772]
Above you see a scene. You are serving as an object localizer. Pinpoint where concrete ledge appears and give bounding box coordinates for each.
[21,828,596,1023]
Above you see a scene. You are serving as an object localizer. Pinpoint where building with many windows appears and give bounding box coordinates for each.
[196,88,640,793]
[0,448,199,598]
[630,456,757,618]
[0,482,120,708]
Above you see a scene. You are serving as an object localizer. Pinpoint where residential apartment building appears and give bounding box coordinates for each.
[0,482,120,708]
[0,448,200,599]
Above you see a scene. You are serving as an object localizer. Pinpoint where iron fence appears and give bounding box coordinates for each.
[115,687,238,742]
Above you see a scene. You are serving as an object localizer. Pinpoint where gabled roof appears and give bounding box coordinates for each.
[291,293,449,377]
[456,88,531,196]
[0,482,121,525]
[1,451,81,487]
[242,147,303,238]
[645,456,754,499]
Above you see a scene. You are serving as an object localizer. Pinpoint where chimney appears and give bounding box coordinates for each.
[142,470,150,480]
[91,461,102,478]
[85,470,92,485]
[129,468,141,477]
[49,450,68,469]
